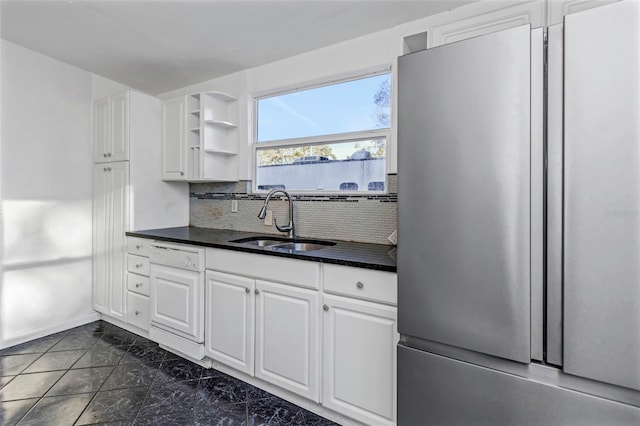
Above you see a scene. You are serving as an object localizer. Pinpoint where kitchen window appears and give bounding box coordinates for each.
[253,71,391,193]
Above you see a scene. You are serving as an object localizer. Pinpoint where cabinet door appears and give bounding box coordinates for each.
[205,271,255,375]
[563,0,640,391]
[255,280,320,402]
[162,96,187,181]
[150,264,204,342]
[93,97,110,163]
[108,161,129,320]
[92,164,110,313]
[322,294,398,426]
[109,92,129,162]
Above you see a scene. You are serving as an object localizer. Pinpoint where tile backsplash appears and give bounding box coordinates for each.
[190,175,398,245]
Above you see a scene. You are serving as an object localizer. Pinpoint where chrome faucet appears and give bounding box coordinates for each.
[257,190,296,239]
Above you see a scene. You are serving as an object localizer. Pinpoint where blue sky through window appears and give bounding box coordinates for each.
[257,73,391,142]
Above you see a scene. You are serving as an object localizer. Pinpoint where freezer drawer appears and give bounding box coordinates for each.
[398,345,640,426]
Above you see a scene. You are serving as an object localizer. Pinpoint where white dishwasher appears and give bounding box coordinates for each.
[149,241,206,360]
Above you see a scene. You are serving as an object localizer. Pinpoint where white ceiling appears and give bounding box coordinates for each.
[0,0,471,94]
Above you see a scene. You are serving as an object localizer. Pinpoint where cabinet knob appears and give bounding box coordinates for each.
[323,304,329,311]
[136,244,142,249]
[107,153,112,157]
[135,310,140,315]
[103,167,107,172]
[180,172,184,176]
[245,288,250,293]
[255,289,260,295]
[356,281,364,289]
[107,167,111,172]
[136,263,143,268]
[136,283,142,288]
[103,153,107,158]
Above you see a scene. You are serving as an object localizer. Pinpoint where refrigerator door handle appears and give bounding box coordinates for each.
[546,23,564,367]
[530,26,545,363]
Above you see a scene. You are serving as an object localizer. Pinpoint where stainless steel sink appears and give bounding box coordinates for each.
[229,236,335,252]
[271,242,332,252]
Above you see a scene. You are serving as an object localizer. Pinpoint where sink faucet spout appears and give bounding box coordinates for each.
[257,190,296,239]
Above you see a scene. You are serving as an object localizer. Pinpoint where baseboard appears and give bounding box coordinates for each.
[0,312,101,350]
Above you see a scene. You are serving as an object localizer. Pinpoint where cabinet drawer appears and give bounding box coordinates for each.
[127,254,150,276]
[127,272,150,296]
[127,237,151,258]
[127,291,150,331]
[206,248,320,290]
[323,264,397,305]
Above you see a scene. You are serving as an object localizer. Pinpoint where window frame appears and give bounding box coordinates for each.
[251,68,392,195]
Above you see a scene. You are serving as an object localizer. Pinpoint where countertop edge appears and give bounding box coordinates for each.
[126,229,397,273]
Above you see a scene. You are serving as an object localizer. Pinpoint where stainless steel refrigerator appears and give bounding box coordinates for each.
[397,1,640,424]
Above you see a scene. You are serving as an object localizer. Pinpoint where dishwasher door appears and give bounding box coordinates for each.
[150,263,204,342]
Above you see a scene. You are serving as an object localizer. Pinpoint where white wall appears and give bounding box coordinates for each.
[0,40,98,347]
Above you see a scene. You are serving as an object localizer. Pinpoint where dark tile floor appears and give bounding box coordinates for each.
[0,321,338,425]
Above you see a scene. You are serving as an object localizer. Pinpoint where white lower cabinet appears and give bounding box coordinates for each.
[205,271,255,375]
[204,253,396,424]
[255,279,320,402]
[322,294,398,426]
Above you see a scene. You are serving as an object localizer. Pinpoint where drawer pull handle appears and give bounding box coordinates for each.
[135,310,140,315]
[255,289,260,295]
[136,264,143,268]
[136,283,143,288]
[356,281,364,289]
[245,288,250,293]
[323,304,329,312]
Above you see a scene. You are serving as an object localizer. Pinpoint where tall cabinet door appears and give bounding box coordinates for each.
[398,24,534,363]
[109,93,129,162]
[108,161,129,320]
[255,280,320,402]
[93,97,110,163]
[162,96,187,181]
[92,164,110,313]
[563,0,640,391]
[205,271,255,375]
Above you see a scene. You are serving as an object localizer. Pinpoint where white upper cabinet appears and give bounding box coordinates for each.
[163,91,239,182]
[93,92,130,163]
[162,96,187,181]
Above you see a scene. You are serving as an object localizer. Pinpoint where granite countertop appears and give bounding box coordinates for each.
[126,226,397,272]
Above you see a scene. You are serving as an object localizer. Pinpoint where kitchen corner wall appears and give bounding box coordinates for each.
[0,40,99,348]
[190,175,398,245]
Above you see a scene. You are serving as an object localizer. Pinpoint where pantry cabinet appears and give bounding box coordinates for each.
[93,161,129,320]
[92,90,189,326]
[93,92,129,163]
